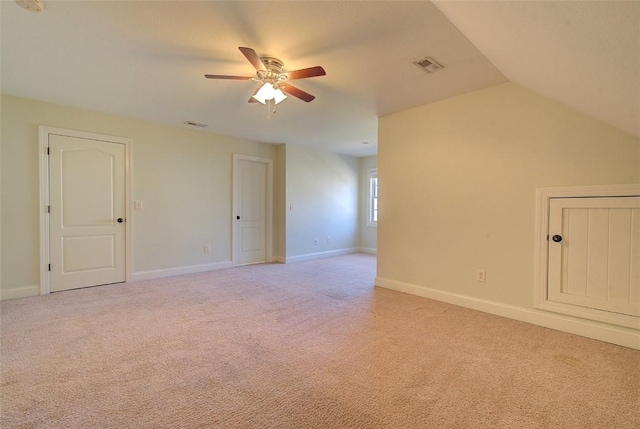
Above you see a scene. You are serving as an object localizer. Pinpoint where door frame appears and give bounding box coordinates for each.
[39,126,133,295]
[534,183,640,327]
[231,154,273,267]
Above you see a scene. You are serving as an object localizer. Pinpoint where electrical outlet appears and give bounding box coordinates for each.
[327,236,331,244]
[314,238,318,245]
[204,245,211,253]
[476,269,486,282]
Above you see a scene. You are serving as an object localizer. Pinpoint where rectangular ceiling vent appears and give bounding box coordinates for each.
[413,56,444,74]
[184,121,207,128]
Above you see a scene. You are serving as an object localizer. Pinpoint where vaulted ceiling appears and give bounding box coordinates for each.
[2,1,638,157]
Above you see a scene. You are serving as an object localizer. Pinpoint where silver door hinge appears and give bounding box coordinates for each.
[48,264,51,271]
[47,147,50,155]
[47,205,50,213]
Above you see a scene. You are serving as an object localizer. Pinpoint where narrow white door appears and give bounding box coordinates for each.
[234,159,267,266]
[49,134,127,292]
[548,197,640,317]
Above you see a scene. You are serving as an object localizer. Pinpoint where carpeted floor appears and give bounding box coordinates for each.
[1,253,638,428]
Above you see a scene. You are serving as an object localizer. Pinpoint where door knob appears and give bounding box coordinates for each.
[552,234,562,242]
[117,218,124,223]
[237,216,240,220]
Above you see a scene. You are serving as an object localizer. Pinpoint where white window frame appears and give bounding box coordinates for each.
[368,168,378,227]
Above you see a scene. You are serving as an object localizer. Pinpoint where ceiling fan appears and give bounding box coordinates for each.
[205,47,326,105]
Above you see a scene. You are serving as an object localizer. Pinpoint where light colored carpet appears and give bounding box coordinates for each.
[1,254,638,428]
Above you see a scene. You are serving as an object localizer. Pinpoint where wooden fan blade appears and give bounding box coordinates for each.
[280,83,315,102]
[286,66,326,80]
[205,74,253,80]
[239,47,265,71]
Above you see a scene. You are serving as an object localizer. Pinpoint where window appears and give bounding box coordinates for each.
[368,169,378,226]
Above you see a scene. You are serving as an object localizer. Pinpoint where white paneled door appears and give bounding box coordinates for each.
[49,134,127,292]
[234,158,268,266]
[548,197,640,318]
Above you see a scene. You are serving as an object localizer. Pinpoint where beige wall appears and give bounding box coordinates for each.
[285,145,359,260]
[1,94,279,295]
[378,82,639,309]
[359,155,377,251]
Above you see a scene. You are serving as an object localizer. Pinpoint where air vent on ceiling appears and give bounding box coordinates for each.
[184,121,207,128]
[413,56,444,74]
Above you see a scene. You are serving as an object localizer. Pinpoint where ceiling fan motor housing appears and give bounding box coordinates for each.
[260,57,283,74]
[258,57,288,84]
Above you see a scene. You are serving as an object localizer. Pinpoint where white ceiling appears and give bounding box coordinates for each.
[434,0,640,139]
[1,1,638,157]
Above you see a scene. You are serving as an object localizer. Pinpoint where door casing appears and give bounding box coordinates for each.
[39,126,133,295]
[232,154,273,267]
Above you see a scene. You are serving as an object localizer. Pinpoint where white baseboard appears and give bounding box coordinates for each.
[0,285,40,301]
[285,248,359,263]
[358,247,377,254]
[375,277,640,350]
[131,261,233,282]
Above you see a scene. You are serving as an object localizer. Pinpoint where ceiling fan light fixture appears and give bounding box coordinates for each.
[273,88,287,104]
[253,82,275,104]
[253,82,287,105]
[15,0,43,12]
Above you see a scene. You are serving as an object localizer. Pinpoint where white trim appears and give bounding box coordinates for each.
[39,126,133,295]
[232,154,274,267]
[376,276,640,350]
[131,261,232,282]
[39,127,51,295]
[358,247,378,255]
[367,168,378,227]
[273,256,286,263]
[285,248,359,263]
[534,184,640,329]
[0,285,40,301]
